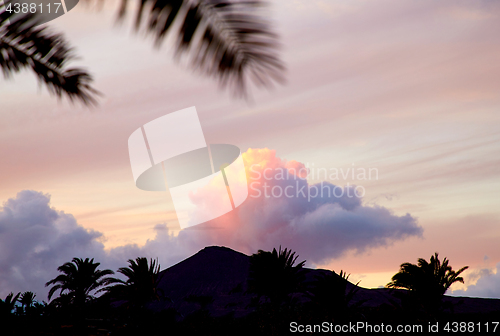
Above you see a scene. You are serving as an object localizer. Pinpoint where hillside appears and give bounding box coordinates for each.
[147,246,500,318]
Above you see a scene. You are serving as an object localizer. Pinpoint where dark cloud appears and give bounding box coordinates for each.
[0,190,108,300]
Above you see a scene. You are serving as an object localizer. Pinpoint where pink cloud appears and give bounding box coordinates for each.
[169,148,422,265]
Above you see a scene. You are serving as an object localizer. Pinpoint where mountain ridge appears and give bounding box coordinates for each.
[147,246,500,318]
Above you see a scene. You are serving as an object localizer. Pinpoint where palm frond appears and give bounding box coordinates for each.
[113,0,284,97]
[0,4,99,105]
[0,292,21,313]
[5,292,21,305]
[45,257,116,304]
[386,253,469,297]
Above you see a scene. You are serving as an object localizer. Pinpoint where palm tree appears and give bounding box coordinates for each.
[45,257,115,308]
[247,246,306,305]
[307,270,362,319]
[1,0,284,104]
[105,257,164,308]
[0,292,20,316]
[386,252,468,313]
[19,291,36,314]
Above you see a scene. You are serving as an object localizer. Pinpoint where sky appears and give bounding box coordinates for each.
[1,0,500,300]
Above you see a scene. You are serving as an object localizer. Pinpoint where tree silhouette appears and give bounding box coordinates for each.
[105,257,164,309]
[386,252,468,313]
[307,270,362,319]
[247,246,306,306]
[45,257,115,308]
[19,291,36,314]
[1,0,284,104]
[0,292,20,316]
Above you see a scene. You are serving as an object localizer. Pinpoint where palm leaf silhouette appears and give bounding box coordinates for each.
[113,0,284,96]
[45,257,115,307]
[307,270,363,319]
[0,5,98,105]
[104,257,165,308]
[1,0,284,104]
[19,291,36,309]
[0,292,20,315]
[387,252,468,295]
[386,252,468,314]
[247,246,306,305]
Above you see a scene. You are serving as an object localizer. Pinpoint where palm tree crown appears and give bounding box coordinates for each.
[308,270,361,318]
[106,257,163,308]
[248,246,306,305]
[387,252,468,298]
[19,291,36,310]
[45,257,115,306]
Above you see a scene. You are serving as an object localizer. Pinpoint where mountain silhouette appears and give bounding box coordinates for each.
[147,246,500,318]
[149,246,252,318]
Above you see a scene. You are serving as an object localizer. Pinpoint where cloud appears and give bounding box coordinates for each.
[0,149,422,299]
[0,191,187,300]
[180,148,422,266]
[0,190,108,300]
[452,264,500,299]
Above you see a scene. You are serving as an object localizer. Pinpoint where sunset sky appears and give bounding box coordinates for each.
[1,0,500,299]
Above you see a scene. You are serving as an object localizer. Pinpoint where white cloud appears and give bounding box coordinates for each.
[452,264,500,299]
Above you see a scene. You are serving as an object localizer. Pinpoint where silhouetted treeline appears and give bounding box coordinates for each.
[1,247,498,336]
